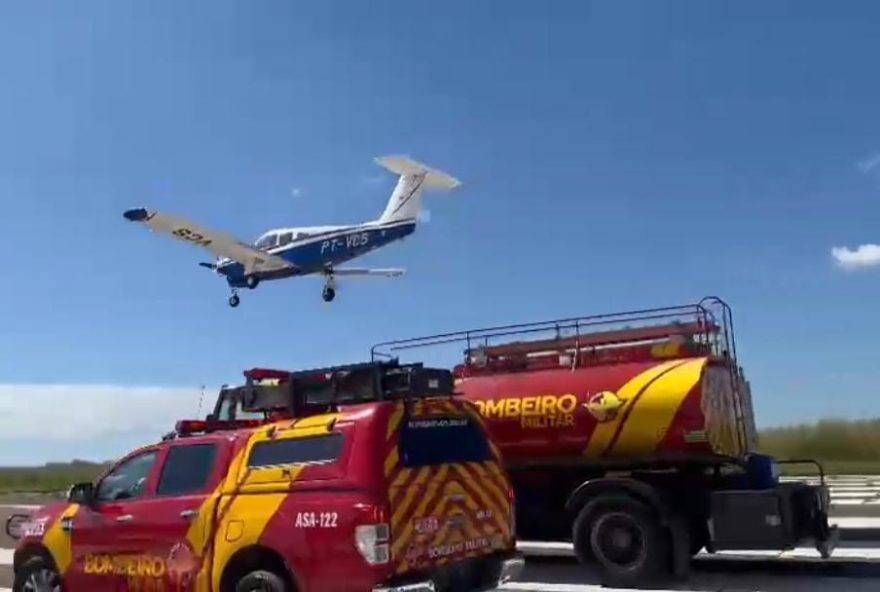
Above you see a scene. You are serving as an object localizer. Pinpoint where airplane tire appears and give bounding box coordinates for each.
[245,275,260,289]
[229,295,241,308]
[322,287,336,302]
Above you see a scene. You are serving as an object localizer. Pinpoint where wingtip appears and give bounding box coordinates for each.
[123,208,149,222]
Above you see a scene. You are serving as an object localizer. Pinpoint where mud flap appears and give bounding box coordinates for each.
[668,515,691,579]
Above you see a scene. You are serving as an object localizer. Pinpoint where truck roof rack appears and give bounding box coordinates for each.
[207,359,455,422]
[371,296,738,375]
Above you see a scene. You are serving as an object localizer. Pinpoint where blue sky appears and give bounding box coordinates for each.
[2,1,880,465]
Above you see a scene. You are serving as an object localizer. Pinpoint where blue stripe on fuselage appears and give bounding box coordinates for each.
[219,220,416,288]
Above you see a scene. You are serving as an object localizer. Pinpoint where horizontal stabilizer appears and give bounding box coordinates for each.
[331,267,406,278]
[375,156,461,190]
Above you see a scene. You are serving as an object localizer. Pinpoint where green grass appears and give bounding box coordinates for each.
[756,417,880,475]
[0,460,111,494]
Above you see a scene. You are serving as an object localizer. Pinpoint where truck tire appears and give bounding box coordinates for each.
[13,555,62,592]
[574,494,668,587]
[235,569,289,592]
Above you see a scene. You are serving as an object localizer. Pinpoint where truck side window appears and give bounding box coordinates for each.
[156,443,219,496]
[248,434,344,468]
[95,450,158,502]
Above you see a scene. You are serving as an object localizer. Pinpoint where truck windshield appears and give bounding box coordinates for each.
[399,414,491,467]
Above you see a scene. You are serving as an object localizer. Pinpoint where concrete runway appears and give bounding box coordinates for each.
[3,476,880,591]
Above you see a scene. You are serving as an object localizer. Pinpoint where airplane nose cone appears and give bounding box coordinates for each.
[123,208,149,222]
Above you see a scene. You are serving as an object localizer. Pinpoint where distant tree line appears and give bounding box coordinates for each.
[757,417,880,474]
[2,418,880,492]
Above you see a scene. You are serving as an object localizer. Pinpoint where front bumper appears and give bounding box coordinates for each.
[372,555,525,592]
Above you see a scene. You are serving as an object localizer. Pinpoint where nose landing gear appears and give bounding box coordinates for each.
[228,292,240,308]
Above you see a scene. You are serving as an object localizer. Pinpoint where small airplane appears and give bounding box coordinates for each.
[123,155,461,308]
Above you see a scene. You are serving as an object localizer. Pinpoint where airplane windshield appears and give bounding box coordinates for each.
[254,234,278,250]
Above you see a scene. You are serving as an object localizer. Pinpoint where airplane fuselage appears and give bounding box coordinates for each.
[218,218,416,288]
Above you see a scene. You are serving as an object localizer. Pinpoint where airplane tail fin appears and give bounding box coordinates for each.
[374,155,460,224]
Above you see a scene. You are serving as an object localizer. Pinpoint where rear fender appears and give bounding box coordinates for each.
[12,543,56,574]
[565,477,670,525]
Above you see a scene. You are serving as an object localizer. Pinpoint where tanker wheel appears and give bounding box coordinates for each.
[573,494,668,588]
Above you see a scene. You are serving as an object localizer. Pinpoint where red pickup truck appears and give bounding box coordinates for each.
[11,361,523,592]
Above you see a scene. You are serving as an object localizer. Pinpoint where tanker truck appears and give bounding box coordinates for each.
[371,297,838,586]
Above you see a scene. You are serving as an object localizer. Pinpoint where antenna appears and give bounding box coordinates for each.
[197,384,205,418]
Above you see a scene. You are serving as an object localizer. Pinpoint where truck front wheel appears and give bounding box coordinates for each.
[574,495,668,587]
[235,569,288,592]
[13,555,62,592]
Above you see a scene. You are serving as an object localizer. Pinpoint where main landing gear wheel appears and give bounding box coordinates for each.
[228,294,241,308]
[322,286,336,302]
[245,275,260,290]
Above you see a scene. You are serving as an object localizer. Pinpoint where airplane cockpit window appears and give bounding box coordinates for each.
[278,232,293,246]
[255,234,278,250]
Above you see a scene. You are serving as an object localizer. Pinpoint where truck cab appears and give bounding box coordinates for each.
[11,361,523,592]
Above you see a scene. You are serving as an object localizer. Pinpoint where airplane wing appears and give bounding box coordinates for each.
[330,267,406,278]
[123,208,294,274]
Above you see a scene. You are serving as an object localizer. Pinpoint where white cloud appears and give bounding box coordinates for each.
[831,244,880,270]
[0,384,212,442]
[856,152,880,174]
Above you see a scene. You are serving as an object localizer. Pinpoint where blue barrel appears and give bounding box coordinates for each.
[744,453,779,489]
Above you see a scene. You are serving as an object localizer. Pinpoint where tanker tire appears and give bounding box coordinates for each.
[234,569,289,592]
[575,494,669,588]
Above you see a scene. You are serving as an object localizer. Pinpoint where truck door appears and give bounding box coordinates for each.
[65,447,162,591]
[136,439,228,591]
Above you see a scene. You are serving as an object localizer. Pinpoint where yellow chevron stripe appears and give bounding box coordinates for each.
[610,358,708,456]
[387,401,405,440]
[384,447,400,477]
[390,467,430,530]
[452,466,508,536]
[42,504,80,575]
[582,359,687,457]
[465,463,509,517]
[390,466,413,490]
[399,482,481,572]
[391,465,450,557]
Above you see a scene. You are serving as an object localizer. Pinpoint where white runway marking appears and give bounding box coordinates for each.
[516,540,880,561]
[501,585,636,592]
[832,516,880,528]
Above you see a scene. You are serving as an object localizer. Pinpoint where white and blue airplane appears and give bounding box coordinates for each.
[123,155,460,307]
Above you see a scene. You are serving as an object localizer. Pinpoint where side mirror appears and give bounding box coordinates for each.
[67,482,96,506]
